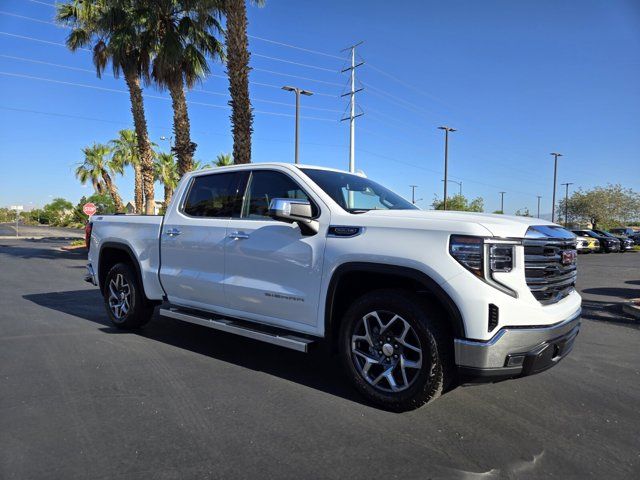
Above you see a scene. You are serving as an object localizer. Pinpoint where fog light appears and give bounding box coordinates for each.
[506,355,525,367]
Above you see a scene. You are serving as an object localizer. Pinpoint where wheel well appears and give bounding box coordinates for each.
[325,264,465,349]
[98,244,152,304]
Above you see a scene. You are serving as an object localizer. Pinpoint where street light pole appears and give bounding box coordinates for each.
[499,191,506,214]
[536,195,542,219]
[550,152,563,223]
[160,135,174,150]
[282,86,313,164]
[441,179,462,196]
[561,182,574,227]
[438,126,456,210]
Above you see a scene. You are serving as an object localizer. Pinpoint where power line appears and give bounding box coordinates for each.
[0,30,90,51]
[0,105,347,148]
[252,67,343,87]
[366,61,449,107]
[17,0,347,63]
[0,71,336,121]
[247,34,344,60]
[251,53,337,73]
[0,29,342,97]
[0,53,343,113]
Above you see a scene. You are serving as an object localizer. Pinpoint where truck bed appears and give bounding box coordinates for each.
[88,214,165,301]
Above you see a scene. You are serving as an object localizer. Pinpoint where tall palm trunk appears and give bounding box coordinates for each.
[92,178,104,195]
[168,79,196,177]
[101,172,125,213]
[124,69,156,215]
[226,0,253,164]
[133,163,144,214]
[164,185,174,209]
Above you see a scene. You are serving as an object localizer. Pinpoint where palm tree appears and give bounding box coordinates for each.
[76,143,125,213]
[110,129,143,213]
[154,152,179,207]
[191,160,207,171]
[214,152,233,166]
[225,0,264,164]
[57,1,157,215]
[141,0,225,178]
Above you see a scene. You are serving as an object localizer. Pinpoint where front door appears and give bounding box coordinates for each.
[224,168,328,328]
[160,170,246,312]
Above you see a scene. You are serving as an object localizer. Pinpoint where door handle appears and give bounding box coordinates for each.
[165,228,182,237]
[228,231,250,240]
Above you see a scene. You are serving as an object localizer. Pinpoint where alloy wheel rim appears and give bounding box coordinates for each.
[108,273,131,321]
[351,310,423,393]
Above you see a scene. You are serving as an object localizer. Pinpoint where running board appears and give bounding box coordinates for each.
[159,307,314,353]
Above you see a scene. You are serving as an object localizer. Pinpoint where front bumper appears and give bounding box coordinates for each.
[455,309,580,383]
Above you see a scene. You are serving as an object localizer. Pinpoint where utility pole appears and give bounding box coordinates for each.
[282,86,313,164]
[341,42,364,173]
[410,185,418,204]
[561,182,574,227]
[499,191,506,214]
[536,195,542,218]
[550,152,563,223]
[438,126,457,210]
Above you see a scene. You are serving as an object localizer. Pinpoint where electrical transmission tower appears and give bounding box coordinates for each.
[341,41,364,173]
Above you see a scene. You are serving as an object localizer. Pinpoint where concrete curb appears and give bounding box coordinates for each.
[622,299,640,320]
[0,236,82,240]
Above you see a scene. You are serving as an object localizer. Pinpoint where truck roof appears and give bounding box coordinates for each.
[189,162,359,177]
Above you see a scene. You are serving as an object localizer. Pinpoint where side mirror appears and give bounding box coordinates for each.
[268,198,319,235]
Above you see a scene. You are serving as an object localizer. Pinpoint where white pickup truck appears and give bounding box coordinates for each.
[85,163,581,411]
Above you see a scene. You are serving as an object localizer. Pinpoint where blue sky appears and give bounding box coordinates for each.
[0,0,639,215]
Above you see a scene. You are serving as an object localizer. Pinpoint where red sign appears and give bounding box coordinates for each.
[83,202,97,217]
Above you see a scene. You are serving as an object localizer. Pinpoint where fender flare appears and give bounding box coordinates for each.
[325,262,466,338]
[98,241,146,297]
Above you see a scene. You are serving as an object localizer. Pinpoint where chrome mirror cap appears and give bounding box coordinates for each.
[268,198,319,235]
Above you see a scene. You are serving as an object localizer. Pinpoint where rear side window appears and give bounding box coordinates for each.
[183,172,244,218]
[242,170,317,219]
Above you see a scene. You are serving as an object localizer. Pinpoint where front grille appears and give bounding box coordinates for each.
[524,238,577,305]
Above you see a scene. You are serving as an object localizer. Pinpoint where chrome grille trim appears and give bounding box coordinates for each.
[524,237,577,305]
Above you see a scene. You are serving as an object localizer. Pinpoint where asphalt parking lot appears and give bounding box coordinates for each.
[1,235,639,479]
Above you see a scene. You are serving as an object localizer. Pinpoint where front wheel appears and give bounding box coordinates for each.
[103,262,154,329]
[339,289,452,412]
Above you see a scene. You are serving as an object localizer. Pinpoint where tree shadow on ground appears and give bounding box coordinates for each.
[23,289,370,408]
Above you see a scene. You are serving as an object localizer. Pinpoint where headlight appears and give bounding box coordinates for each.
[450,235,517,297]
[449,235,483,276]
[490,244,514,272]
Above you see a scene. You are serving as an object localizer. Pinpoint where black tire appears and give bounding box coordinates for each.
[339,289,453,412]
[103,262,154,329]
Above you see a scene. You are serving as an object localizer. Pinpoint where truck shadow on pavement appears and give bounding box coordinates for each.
[581,299,639,329]
[23,289,368,407]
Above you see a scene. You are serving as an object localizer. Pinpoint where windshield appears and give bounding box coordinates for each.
[300,168,417,213]
[593,229,616,238]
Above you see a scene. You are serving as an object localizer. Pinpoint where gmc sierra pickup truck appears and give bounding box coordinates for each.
[84,163,581,411]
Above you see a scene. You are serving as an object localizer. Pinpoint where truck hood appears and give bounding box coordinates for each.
[361,209,559,238]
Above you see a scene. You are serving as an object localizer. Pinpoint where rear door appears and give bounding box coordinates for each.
[224,168,329,328]
[159,170,246,311]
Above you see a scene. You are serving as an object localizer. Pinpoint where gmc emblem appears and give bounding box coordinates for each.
[561,249,577,265]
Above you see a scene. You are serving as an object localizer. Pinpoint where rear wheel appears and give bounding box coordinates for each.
[339,289,452,412]
[103,262,154,329]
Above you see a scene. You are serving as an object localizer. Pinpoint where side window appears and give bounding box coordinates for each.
[183,172,243,218]
[242,170,316,219]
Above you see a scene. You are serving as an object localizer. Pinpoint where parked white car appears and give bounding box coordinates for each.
[84,163,581,411]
